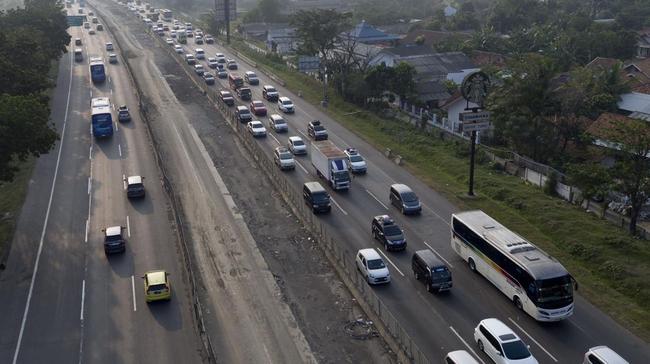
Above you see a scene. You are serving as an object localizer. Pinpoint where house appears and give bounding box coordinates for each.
[636,28,650,58]
[369,45,436,67]
[266,28,298,54]
[586,57,622,71]
[440,91,481,138]
[400,52,479,85]
[469,50,508,69]
[342,20,401,45]
[377,20,422,36]
[587,112,647,152]
[238,23,290,41]
[623,58,650,92]
[444,5,457,17]
[618,92,650,121]
[400,29,470,49]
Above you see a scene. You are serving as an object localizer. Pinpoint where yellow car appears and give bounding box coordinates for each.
[143,270,171,302]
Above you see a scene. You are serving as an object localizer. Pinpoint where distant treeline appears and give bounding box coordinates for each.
[0,0,70,181]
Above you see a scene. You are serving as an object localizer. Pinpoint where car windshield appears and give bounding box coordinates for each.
[383,225,402,236]
[274,119,286,125]
[401,192,419,203]
[293,140,304,146]
[282,100,291,105]
[106,234,122,242]
[349,155,363,162]
[239,110,250,115]
[253,102,264,107]
[267,87,276,92]
[279,152,292,160]
[501,340,531,360]
[252,122,262,128]
[312,192,329,203]
[313,125,325,131]
[222,92,232,97]
[367,259,386,270]
[147,283,168,293]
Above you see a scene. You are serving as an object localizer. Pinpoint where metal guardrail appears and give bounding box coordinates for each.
[150,31,433,363]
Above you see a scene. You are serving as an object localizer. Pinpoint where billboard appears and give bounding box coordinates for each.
[214,0,236,22]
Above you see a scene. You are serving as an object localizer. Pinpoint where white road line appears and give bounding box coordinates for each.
[449,326,485,364]
[423,241,454,268]
[13,49,74,364]
[89,145,92,159]
[80,280,86,321]
[422,203,450,226]
[90,90,92,98]
[87,177,92,195]
[110,88,113,95]
[376,249,405,276]
[84,220,89,243]
[365,189,388,210]
[507,318,558,362]
[114,121,118,132]
[298,130,308,139]
[295,160,309,174]
[118,143,122,157]
[330,197,348,215]
[122,174,127,190]
[131,275,137,312]
[268,133,280,145]
[126,216,131,237]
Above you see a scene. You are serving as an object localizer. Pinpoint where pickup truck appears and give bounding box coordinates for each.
[311,140,350,191]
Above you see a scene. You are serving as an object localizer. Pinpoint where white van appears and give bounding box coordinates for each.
[473,318,538,364]
[583,346,629,364]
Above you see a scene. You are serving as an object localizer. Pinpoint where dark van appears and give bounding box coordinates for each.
[303,182,331,213]
[389,183,422,215]
[412,249,452,293]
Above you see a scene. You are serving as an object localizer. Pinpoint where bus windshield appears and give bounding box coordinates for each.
[534,275,573,308]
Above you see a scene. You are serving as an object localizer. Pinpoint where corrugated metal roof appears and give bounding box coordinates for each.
[618,92,650,114]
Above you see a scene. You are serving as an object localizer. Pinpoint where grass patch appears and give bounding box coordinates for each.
[224,36,650,340]
[0,158,36,262]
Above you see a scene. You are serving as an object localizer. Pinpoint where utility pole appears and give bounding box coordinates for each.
[225,0,230,44]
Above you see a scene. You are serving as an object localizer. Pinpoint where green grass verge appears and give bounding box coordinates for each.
[0,158,36,262]
[224,37,650,340]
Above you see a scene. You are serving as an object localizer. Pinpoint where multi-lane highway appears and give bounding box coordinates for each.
[0,4,202,363]
[118,4,650,363]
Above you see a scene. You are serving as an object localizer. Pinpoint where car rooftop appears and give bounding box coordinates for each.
[145,270,167,285]
[106,226,121,236]
[588,346,629,363]
[479,318,519,341]
[304,181,326,192]
[127,175,142,185]
[358,248,381,260]
[391,183,412,193]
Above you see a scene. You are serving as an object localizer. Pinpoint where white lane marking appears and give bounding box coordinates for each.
[449,326,485,364]
[330,197,348,215]
[126,216,131,237]
[89,145,92,159]
[108,75,111,84]
[84,220,89,243]
[13,48,74,364]
[87,177,92,195]
[422,203,450,226]
[507,317,558,362]
[423,241,454,268]
[110,88,113,95]
[376,249,405,276]
[122,174,126,190]
[295,160,309,174]
[131,275,137,312]
[114,121,118,132]
[118,143,122,157]
[365,189,388,210]
[80,280,86,321]
[268,133,280,145]
[298,130,308,139]
[90,90,92,98]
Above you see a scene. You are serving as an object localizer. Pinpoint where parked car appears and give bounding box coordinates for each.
[371,215,407,251]
[356,248,390,285]
[142,270,172,302]
[268,114,288,133]
[389,184,421,215]
[412,249,452,293]
[117,105,131,122]
[288,136,307,155]
[250,100,267,116]
[474,318,538,364]
[274,147,295,170]
[262,85,279,101]
[247,120,267,137]
[219,90,235,106]
[344,148,367,174]
[125,175,145,198]
[277,96,294,113]
[307,120,328,140]
[244,71,259,85]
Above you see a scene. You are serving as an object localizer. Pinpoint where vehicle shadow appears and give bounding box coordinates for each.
[144,292,184,331]
[95,136,122,160]
[106,238,135,278]
[129,194,154,215]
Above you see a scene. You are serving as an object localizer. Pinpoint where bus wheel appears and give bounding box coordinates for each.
[514,296,523,310]
[468,258,476,272]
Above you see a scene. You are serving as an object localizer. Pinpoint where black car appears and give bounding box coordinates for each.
[237,87,252,101]
[126,175,145,198]
[371,215,407,251]
[262,85,279,101]
[235,106,253,123]
[303,182,331,213]
[220,90,235,106]
[412,250,452,293]
[307,120,328,140]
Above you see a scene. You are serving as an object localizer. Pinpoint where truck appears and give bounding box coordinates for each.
[177,29,187,44]
[311,140,351,191]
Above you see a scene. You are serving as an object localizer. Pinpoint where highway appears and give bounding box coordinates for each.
[120,4,650,363]
[0,4,202,363]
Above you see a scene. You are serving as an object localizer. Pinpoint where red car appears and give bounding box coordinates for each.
[250,100,267,116]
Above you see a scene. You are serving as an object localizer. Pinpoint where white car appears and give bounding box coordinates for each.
[165,38,174,45]
[356,248,390,285]
[274,147,295,170]
[174,45,183,53]
[194,48,205,59]
[247,120,267,137]
[215,53,226,63]
[474,318,538,364]
[344,148,367,174]
[207,57,219,69]
[268,114,288,133]
[277,96,294,113]
[287,136,306,155]
[170,30,177,38]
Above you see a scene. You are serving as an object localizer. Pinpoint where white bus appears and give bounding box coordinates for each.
[160,8,172,22]
[451,210,575,321]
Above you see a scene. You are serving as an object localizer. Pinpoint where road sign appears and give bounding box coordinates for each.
[215,0,237,22]
[459,111,490,122]
[460,120,490,132]
[298,56,320,73]
[66,15,86,26]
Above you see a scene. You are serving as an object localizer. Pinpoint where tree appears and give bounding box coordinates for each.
[390,62,417,102]
[567,163,614,213]
[0,94,58,181]
[242,0,287,23]
[603,118,650,234]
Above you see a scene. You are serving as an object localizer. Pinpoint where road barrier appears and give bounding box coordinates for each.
[148,26,434,364]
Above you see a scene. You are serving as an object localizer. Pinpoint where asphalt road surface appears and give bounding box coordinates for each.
[110,4,650,364]
[0,4,202,363]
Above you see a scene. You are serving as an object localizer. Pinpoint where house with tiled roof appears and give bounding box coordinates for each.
[586,57,622,71]
[342,20,401,45]
[587,112,650,155]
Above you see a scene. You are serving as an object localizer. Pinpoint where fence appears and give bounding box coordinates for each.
[150,29,433,364]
